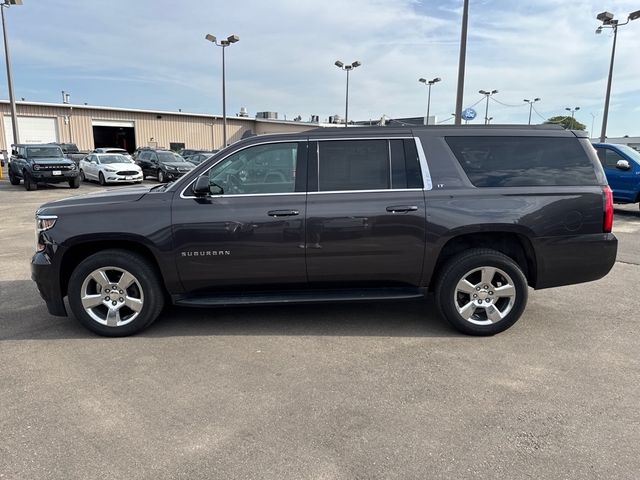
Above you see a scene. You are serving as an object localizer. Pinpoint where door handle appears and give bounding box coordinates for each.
[386,205,418,213]
[268,209,299,217]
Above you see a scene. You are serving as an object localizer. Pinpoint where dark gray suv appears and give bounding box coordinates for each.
[9,144,80,190]
[31,125,617,336]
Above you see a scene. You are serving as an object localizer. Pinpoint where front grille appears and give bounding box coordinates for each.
[117,171,139,176]
[34,164,73,170]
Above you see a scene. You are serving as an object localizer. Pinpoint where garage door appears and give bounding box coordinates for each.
[4,116,58,148]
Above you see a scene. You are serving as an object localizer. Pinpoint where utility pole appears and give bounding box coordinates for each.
[1,0,22,146]
[454,0,469,125]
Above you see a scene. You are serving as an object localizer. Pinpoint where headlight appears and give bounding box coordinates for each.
[33,164,41,171]
[35,214,57,252]
[167,166,177,171]
[104,167,116,172]
[69,163,77,170]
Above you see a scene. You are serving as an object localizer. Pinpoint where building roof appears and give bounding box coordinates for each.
[0,99,319,127]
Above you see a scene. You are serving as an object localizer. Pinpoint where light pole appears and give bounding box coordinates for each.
[335,60,361,127]
[418,77,441,125]
[1,0,22,147]
[205,33,239,148]
[565,107,580,129]
[479,89,498,125]
[523,98,541,125]
[590,112,597,139]
[596,10,640,143]
[454,0,470,125]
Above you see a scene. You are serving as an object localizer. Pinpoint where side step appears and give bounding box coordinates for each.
[174,288,425,308]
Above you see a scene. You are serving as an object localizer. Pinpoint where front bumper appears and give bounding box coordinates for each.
[31,170,79,183]
[532,233,618,289]
[31,251,67,316]
[164,171,190,180]
[104,172,143,183]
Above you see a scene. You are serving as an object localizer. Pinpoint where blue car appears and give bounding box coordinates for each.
[592,143,640,208]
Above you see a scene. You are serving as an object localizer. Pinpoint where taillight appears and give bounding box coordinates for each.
[603,185,613,233]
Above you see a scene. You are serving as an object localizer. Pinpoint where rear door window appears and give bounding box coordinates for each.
[445,136,598,187]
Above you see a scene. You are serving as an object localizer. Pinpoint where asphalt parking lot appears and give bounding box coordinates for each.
[1,175,638,480]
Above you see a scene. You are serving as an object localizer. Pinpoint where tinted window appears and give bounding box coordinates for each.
[206,142,298,195]
[597,148,625,168]
[446,136,598,187]
[318,140,389,191]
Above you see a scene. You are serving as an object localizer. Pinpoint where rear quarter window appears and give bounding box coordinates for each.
[445,136,598,187]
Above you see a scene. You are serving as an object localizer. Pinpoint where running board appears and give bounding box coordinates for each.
[174,288,425,308]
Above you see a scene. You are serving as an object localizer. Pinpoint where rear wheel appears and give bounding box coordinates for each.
[67,249,165,336]
[98,172,106,186]
[24,171,37,191]
[69,176,80,189]
[8,166,20,185]
[435,248,528,336]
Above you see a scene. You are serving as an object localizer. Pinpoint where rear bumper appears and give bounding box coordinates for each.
[532,233,618,289]
[31,251,67,316]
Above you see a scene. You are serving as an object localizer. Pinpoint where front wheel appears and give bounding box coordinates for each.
[67,249,165,336]
[79,170,86,182]
[157,170,165,183]
[8,167,20,185]
[24,172,37,191]
[69,176,80,189]
[98,172,106,186]
[435,248,528,336]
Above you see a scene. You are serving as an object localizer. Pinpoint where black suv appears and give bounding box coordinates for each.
[32,126,617,337]
[9,144,80,190]
[135,149,194,182]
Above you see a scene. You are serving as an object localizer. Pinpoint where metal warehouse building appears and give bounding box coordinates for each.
[0,100,316,152]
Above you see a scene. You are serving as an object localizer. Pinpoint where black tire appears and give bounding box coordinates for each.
[98,172,106,186]
[24,171,37,191]
[67,249,165,337]
[69,176,80,189]
[435,248,528,336]
[157,169,164,183]
[8,166,20,185]
[79,170,86,182]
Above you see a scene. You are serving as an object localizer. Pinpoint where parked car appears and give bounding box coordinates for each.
[592,143,640,209]
[185,151,217,165]
[135,149,194,182]
[93,148,134,161]
[8,144,79,190]
[79,153,143,185]
[32,125,617,337]
[179,148,208,158]
[49,142,87,164]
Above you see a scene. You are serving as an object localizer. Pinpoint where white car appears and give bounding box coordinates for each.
[93,147,134,162]
[79,153,143,185]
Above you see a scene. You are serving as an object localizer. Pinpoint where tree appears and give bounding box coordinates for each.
[544,116,586,130]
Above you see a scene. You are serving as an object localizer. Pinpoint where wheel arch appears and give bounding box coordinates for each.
[428,230,537,290]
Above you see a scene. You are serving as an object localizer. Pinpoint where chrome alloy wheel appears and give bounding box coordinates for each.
[80,267,144,327]
[454,266,516,325]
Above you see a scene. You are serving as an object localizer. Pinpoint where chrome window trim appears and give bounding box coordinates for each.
[178,136,420,199]
[414,137,433,190]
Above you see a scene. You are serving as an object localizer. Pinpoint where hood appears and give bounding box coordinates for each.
[37,184,153,214]
[31,157,74,164]
[162,162,194,169]
[100,162,141,170]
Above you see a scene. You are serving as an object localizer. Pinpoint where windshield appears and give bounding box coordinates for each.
[62,144,79,153]
[99,154,131,164]
[158,151,185,163]
[106,149,127,154]
[27,146,63,158]
[616,144,640,164]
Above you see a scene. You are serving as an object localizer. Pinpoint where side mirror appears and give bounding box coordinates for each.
[193,175,212,196]
[616,159,631,171]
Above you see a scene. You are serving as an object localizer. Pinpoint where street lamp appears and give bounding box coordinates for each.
[523,98,541,125]
[479,89,498,125]
[418,77,441,125]
[565,106,580,129]
[335,60,361,127]
[1,0,23,147]
[205,33,239,147]
[595,9,640,142]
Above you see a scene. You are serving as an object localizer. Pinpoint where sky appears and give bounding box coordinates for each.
[1,0,639,137]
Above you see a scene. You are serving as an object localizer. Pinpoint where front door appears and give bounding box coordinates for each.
[305,138,427,286]
[172,141,308,294]
[596,146,638,202]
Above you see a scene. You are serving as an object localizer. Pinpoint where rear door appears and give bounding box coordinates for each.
[305,137,427,286]
[172,140,308,293]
